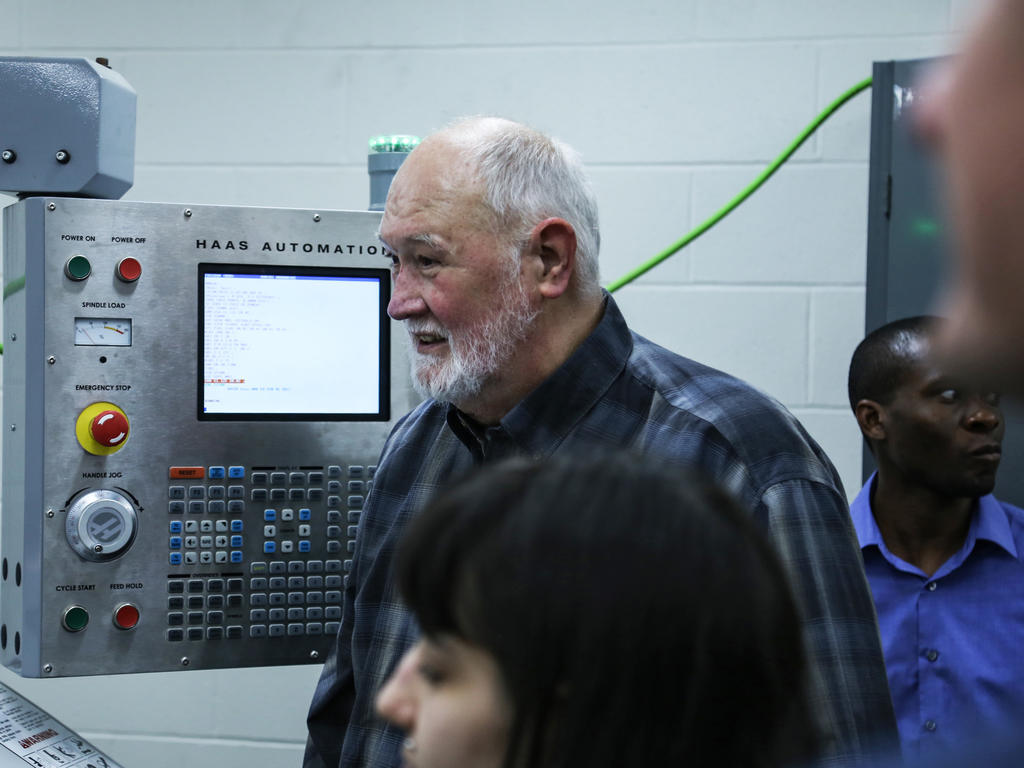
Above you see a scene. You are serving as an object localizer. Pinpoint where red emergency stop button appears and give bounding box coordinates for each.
[116,257,142,283]
[90,409,130,447]
[113,603,140,630]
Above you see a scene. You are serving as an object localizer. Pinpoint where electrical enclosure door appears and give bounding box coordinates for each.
[1,198,417,677]
[865,58,1024,505]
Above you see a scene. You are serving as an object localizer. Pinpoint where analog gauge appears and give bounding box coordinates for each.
[75,317,132,346]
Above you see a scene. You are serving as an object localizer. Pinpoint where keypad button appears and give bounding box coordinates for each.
[231,520,244,532]
[188,595,204,609]
[208,466,226,479]
[269,576,287,590]
[227,594,244,608]
[306,591,324,604]
[280,508,295,522]
[187,611,204,625]
[325,606,342,620]
[307,560,324,573]
[227,578,244,591]
[200,520,214,533]
[306,607,324,620]
[169,501,186,515]
[325,560,342,572]
[252,489,269,502]
[207,611,224,625]
[207,595,224,609]
[325,575,342,589]
[199,552,214,564]
[327,541,342,554]
[207,627,224,640]
[287,607,304,621]
[251,472,268,486]
[306,623,324,636]
[269,623,286,637]
[308,472,324,485]
[228,466,245,479]
[168,596,185,610]
[208,500,226,514]
[168,580,186,594]
[299,508,312,521]
[299,541,312,553]
[287,623,305,636]
[167,629,185,641]
[327,465,342,478]
[347,495,364,508]
[270,488,287,501]
[227,485,245,500]
[230,551,243,563]
[169,486,186,500]
[250,594,268,607]
[327,481,342,494]
[288,561,306,574]
[215,551,229,564]
[270,472,287,485]
[188,486,206,499]
[348,481,365,493]
[288,576,305,589]
[227,500,245,514]
[188,580,204,593]
[269,608,286,622]
[327,525,341,538]
[188,500,206,514]
[289,472,305,486]
[269,561,286,574]
[250,577,268,590]
[327,510,342,523]
[208,579,224,592]
[226,625,244,639]
[168,612,184,626]
[269,592,286,606]
[281,541,294,553]
[250,625,268,638]
[187,627,204,641]
[348,466,365,478]
[169,536,183,550]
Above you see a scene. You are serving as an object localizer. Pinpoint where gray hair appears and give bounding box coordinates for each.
[442,117,602,298]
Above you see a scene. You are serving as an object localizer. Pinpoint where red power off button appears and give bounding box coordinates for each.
[116,257,142,283]
[113,603,140,630]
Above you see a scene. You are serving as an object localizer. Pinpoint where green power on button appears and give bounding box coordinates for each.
[64,255,91,281]
[62,605,89,632]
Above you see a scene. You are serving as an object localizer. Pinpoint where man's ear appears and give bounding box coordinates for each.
[854,399,887,442]
[525,218,576,300]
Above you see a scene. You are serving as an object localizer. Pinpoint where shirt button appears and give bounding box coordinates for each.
[924,720,937,732]
[926,649,940,663]
[926,582,937,591]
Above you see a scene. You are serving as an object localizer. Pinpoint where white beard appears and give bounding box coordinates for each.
[406,266,538,405]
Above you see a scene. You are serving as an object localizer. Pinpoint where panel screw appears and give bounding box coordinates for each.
[184,209,192,218]
[46,509,54,518]
[1,150,15,164]
[9,425,15,432]
[55,150,71,164]
[181,657,190,667]
[313,214,321,223]
[10,333,15,341]
[43,664,53,674]
[310,650,320,660]
[47,356,56,365]
[94,545,103,553]
[47,203,56,211]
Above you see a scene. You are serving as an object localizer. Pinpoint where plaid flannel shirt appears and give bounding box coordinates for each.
[305,293,897,768]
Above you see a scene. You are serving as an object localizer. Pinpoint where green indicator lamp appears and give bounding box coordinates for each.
[911,217,940,238]
[369,135,421,154]
[368,134,421,211]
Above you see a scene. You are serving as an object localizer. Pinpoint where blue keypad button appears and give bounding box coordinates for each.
[169,521,183,533]
[169,552,183,565]
[299,540,312,553]
[208,466,226,479]
[263,541,277,554]
[169,536,183,550]
[231,550,244,563]
[264,509,276,521]
[299,508,312,521]
[228,466,245,479]
[231,519,244,532]
[230,535,243,547]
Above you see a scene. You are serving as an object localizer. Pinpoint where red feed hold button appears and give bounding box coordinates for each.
[90,409,130,447]
[116,257,142,283]
[113,603,140,630]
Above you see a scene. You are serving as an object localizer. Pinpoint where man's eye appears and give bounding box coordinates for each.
[938,388,959,402]
[416,255,438,268]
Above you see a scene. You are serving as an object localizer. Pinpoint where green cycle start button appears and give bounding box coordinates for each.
[62,605,89,632]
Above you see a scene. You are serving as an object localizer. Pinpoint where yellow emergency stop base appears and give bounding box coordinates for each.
[75,401,130,455]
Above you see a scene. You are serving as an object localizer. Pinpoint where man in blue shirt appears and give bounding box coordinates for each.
[305,116,897,768]
[848,315,1024,762]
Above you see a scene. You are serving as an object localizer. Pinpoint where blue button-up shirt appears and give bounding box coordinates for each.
[852,473,1024,763]
[306,294,897,768]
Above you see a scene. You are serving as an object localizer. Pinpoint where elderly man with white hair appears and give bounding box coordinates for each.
[305,116,897,768]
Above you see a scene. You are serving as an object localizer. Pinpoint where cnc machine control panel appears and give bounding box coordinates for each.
[1,198,413,677]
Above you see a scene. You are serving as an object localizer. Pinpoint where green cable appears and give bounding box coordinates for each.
[605,75,873,293]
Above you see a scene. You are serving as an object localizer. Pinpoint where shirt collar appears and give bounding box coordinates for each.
[851,471,1018,560]
[445,292,632,461]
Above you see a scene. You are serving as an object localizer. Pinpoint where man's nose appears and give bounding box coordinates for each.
[375,647,419,732]
[387,270,427,321]
[964,397,1001,433]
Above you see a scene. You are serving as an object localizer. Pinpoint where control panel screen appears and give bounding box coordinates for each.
[198,263,390,421]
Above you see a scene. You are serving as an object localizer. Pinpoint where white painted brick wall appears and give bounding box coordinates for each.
[0,1,979,765]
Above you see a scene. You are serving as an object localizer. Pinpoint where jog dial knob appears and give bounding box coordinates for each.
[65,489,139,562]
